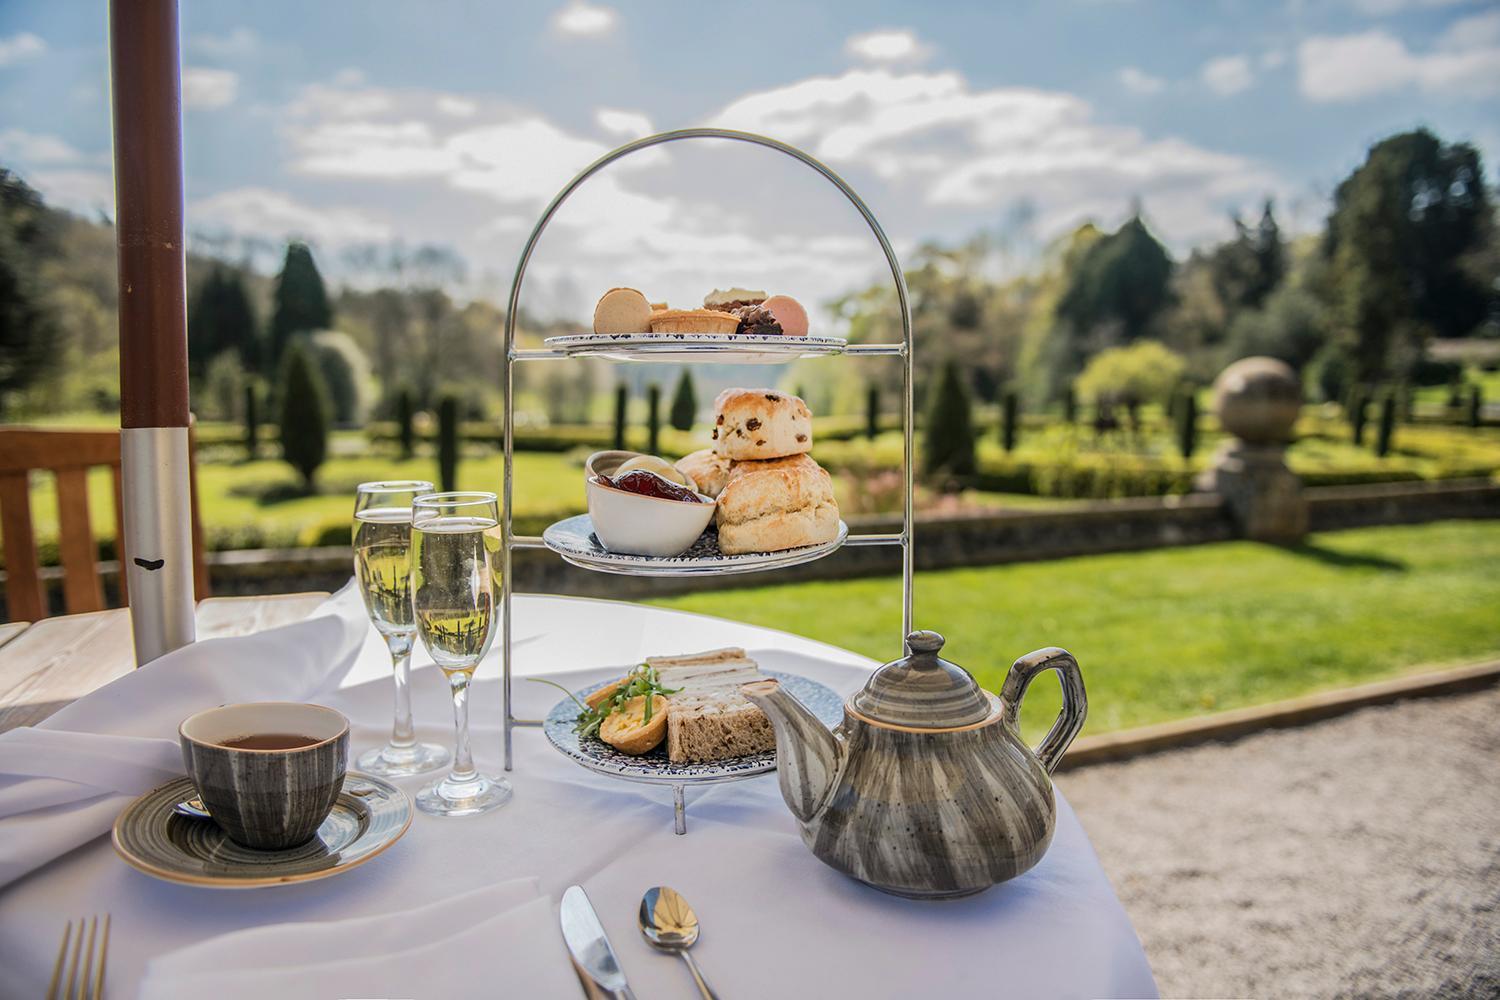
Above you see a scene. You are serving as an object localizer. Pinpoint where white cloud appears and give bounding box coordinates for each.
[595,108,653,138]
[182,67,238,109]
[712,67,1276,246]
[1201,55,1254,95]
[845,29,934,65]
[191,187,392,245]
[436,95,478,118]
[552,2,617,37]
[1118,67,1166,95]
[1298,11,1500,101]
[27,169,113,213]
[1260,49,1287,70]
[0,129,82,164]
[190,27,257,58]
[0,32,45,67]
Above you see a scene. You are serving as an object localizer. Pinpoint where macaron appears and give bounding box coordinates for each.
[760,294,808,337]
[593,288,653,334]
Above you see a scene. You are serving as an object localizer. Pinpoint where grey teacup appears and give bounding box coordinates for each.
[179,702,349,851]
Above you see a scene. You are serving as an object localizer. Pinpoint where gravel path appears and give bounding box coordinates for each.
[1059,685,1500,999]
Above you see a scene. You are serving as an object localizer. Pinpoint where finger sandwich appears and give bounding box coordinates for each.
[646,648,776,763]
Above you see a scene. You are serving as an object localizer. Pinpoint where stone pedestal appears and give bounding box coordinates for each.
[1197,441,1308,543]
[1200,357,1309,544]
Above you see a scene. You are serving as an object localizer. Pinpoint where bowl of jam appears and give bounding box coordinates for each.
[585,459,716,557]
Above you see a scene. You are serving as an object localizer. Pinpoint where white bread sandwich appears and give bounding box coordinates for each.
[646,648,776,763]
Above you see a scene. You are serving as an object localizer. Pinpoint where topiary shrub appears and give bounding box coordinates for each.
[1062,385,1077,424]
[866,384,880,440]
[1347,386,1369,445]
[669,370,696,432]
[647,383,662,455]
[243,379,259,462]
[396,386,415,459]
[438,395,459,492]
[1374,392,1396,457]
[613,385,628,450]
[277,342,329,494]
[922,360,976,480]
[1176,389,1198,459]
[1000,390,1019,453]
[1469,385,1483,429]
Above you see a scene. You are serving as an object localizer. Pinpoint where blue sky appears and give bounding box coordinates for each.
[1,1,1497,319]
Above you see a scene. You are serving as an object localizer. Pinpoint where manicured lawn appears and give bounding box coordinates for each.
[650,521,1500,742]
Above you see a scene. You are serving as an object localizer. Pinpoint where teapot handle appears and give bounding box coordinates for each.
[1000,647,1087,774]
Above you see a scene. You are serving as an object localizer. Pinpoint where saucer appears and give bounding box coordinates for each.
[112,772,412,889]
[542,514,849,576]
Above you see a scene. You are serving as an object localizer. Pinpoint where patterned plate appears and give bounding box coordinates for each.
[543,332,847,364]
[112,772,412,889]
[542,514,849,577]
[543,669,845,784]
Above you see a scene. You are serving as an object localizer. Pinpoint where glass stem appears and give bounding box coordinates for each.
[448,670,476,783]
[386,632,416,750]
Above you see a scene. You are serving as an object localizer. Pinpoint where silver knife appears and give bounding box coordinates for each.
[560,884,638,1000]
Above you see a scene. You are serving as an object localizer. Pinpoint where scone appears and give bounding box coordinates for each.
[675,449,733,498]
[715,461,839,554]
[725,452,820,484]
[711,388,812,461]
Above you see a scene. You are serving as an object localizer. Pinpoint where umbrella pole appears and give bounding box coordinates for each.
[110,0,195,664]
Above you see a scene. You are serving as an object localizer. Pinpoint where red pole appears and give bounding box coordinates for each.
[110,0,196,662]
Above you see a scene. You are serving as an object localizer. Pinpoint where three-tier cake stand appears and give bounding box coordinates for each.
[497,129,915,791]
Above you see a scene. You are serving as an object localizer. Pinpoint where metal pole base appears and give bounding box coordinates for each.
[121,426,196,664]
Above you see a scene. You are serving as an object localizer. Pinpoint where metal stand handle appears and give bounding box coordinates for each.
[500,129,916,780]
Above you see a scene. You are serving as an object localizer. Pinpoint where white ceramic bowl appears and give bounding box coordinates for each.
[585,473,715,557]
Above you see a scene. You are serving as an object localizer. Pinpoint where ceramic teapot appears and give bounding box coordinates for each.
[742,631,1086,899]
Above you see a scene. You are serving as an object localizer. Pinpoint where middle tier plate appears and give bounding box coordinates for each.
[543,332,847,363]
[542,513,849,576]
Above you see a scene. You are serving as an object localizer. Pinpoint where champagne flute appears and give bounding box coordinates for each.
[410,491,512,817]
[353,481,450,777]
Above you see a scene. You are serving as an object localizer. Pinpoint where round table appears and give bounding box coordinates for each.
[0,590,1159,998]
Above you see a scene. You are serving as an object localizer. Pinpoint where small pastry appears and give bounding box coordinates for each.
[650,301,668,311]
[760,294,808,337]
[649,308,739,334]
[593,288,652,334]
[734,304,783,336]
[676,449,733,498]
[704,288,767,312]
[598,694,669,755]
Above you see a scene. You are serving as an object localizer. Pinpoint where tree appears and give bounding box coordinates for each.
[268,242,332,370]
[1054,215,1174,347]
[865,384,881,440]
[923,360,976,480]
[0,169,56,415]
[243,379,259,462]
[1324,129,1492,381]
[277,342,330,493]
[187,265,258,377]
[1374,392,1397,457]
[1223,283,1332,371]
[1000,390,1019,453]
[1176,390,1198,459]
[307,330,372,427]
[1074,340,1187,413]
[1210,201,1286,317]
[669,370,697,432]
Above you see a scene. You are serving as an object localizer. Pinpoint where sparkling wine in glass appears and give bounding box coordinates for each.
[353,481,450,778]
[410,491,512,817]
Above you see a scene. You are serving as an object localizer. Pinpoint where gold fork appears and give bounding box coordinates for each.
[47,915,110,1000]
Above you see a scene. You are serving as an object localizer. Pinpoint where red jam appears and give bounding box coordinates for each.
[595,470,702,503]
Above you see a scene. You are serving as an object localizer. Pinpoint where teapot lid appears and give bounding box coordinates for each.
[850,631,993,729]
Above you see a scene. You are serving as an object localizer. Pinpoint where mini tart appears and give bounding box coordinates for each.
[599,694,669,755]
[585,675,632,710]
[649,308,739,335]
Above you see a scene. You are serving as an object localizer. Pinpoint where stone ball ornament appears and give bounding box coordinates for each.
[1213,357,1303,445]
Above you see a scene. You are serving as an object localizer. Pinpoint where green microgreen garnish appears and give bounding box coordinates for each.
[529,664,679,740]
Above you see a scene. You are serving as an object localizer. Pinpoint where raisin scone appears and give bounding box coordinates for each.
[675,448,733,498]
[711,388,812,461]
[715,460,839,555]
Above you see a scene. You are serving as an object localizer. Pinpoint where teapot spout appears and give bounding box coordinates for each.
[742,678,842,824]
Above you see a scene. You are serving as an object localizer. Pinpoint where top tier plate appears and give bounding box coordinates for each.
[543,332,847,364]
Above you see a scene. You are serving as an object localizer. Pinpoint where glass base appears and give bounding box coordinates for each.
[416,772,513,817]
[356,741,450,778]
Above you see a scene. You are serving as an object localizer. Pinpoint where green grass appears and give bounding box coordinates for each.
[649,521,1500,742]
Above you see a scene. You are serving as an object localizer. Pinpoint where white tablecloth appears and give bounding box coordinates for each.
[0,589,1157,998]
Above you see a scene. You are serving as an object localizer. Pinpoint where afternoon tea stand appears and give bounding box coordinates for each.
[499,128,914,833]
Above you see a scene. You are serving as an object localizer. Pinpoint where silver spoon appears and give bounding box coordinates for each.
[638,886,718,1000]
